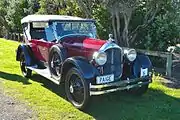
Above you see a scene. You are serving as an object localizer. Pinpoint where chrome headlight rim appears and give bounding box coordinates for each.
[93,51,107,66]
[124,48,137,62]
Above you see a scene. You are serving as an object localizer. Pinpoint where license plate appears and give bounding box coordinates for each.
[96,74,114,84]
[140,68,148,77]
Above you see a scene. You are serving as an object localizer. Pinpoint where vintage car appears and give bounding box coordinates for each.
[16,15,152,110]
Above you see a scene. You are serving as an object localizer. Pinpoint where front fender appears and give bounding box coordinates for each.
[62,57,100,82]
[133,54,152,77]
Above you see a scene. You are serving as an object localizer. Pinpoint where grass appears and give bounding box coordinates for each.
[0,38,180,120]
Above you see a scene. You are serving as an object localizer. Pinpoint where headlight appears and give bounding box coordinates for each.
[124,49,137,62]
[93,52,107,65]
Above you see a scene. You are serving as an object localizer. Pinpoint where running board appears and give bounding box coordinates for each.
[27,66,60,85]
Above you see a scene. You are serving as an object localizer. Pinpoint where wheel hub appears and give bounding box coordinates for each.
[70,85,74,93]
[51,61,54,67]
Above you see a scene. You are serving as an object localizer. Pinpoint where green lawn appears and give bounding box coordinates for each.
[0,38,180,120]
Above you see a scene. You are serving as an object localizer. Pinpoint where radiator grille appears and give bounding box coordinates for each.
[103,48,122,78]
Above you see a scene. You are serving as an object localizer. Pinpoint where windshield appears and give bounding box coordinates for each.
[53,22,97,39]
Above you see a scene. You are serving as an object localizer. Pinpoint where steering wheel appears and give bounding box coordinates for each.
[58,34,91,41]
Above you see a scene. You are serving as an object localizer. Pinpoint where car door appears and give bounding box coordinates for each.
[37,39,55,62]
[32,23,56,62]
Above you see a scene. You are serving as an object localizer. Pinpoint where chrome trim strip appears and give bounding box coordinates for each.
[90,81,150,96]
[99,42,122,52]
[90,76,151,89]
[111,48,114,64]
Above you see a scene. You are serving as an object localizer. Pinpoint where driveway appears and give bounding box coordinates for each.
[0,81,36,120]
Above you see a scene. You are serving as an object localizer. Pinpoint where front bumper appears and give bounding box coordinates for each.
[89,76,152,96]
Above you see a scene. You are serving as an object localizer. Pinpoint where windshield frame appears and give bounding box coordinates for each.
[51,20,97,40]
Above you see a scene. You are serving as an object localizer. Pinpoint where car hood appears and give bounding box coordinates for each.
[83,38,106,51]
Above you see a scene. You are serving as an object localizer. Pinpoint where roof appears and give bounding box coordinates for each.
[21,15,94,24]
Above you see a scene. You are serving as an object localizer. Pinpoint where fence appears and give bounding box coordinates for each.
[4,33,24,42]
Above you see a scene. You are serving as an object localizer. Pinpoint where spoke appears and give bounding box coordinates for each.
[50,52,62,76]
[69,75,84,104]
[20,55,27,73]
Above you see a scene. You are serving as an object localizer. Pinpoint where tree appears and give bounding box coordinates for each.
[38,0,83,16]
[137,0,180,51]
[0,0,179,50]
[0,0,9,35]
[76,0,111,39]
[102,0,165,47]
[0,0,40,37]
[76,0,97,18]
[24,0,40,15]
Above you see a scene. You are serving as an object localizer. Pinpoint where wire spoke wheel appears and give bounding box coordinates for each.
[65,68,90,110]
[20,54,26,73]
[50,52,61,77]
[69,75,85,104]
[20,52,32,78]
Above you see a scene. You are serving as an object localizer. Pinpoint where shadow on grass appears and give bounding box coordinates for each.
[153,72,180,89]
[0,71,31,84]
[2,72,179,120]
[29,74,180,120]
[86,90,180,120]
[154,66,180,89]
[161,76,180,89]
[30,74,66,99]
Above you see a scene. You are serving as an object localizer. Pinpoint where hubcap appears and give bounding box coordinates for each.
[70,85,74,93]
[69,74,85,104]
[51,61,54,68]
[20,54,27,74]
[50,52,61,77]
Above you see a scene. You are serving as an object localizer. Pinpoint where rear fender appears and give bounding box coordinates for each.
[133,54,152,77]
[61,57,100,83]
[16,44,34,66]
[16,45,22,61]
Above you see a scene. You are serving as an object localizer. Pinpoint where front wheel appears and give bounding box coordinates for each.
[65,67,90,110]
[20,52,32,78]
[128,84,149,96]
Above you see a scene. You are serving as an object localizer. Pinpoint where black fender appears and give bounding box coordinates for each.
[133,54,152,77]
[48,44,67,62]
[61,57,100,83]
[16,45,23,61]
[48,44,67,75]
[16,44,35,66]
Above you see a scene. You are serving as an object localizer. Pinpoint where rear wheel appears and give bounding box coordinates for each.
[128,84,149,96]
[20,52,32,78]
[48,46,66,80]
[65,67,90,110]
[49,51,62,78]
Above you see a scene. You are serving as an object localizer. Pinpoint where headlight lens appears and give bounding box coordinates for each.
[93,52,107,65]
[125,49,137,62]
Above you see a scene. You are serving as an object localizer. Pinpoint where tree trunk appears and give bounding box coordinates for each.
[76,0,92,18]
[122,10,132,47]
[112,15,117,42]
[115,12,121,45]
[122,14,129,47]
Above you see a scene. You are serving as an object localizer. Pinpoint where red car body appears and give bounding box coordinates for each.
[30,37,106,62]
